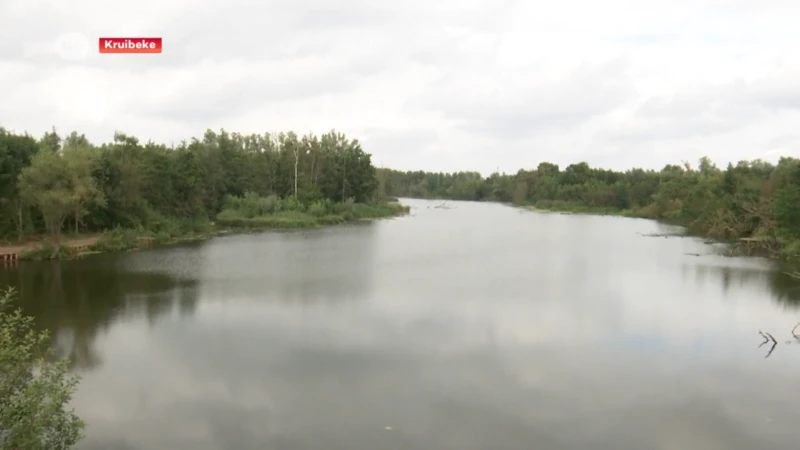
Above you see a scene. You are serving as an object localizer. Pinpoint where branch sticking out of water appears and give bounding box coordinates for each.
[792,322,800,339]
[758,330,778,357]
[764,332,778,358]
[759,331,770,348]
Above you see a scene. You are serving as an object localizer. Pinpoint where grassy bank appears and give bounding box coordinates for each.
[215,195,409,229]
[16,196,408,261]
[523,200,645,218]
[523,200,800,262]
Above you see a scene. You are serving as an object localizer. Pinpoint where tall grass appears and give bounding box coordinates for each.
[215,193,409,229]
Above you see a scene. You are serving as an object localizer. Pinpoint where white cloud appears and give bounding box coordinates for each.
[1,0,800,173]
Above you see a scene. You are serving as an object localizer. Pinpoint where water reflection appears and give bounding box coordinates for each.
[681,261,800,309]
[1,201,800,449]
[0,252,202,369]
[195,223,378,304]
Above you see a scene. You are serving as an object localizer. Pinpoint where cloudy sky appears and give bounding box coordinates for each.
[2,0,800,174]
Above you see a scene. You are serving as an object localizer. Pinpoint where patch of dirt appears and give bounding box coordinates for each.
[0,235,101,255]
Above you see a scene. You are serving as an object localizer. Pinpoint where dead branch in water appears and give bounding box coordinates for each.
[793,322,800,339]
[433,202,454,210]
[638,232,683,238]
[765,332,778,358]
[758,330,778,358]
[758,331,770,348]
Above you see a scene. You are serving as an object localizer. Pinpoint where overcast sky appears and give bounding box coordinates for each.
[2,0,800,174]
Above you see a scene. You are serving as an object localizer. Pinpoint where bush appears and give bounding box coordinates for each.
[0,287,85,449]
[282,196,304,212]
[19,243,78,261]
[90,227,145,252]
[222,192,282,217]
[215,194,408,229]
[307,200,330,217]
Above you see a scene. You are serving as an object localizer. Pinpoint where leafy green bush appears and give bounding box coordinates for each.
[307,200,330,217]
[215,193,407,230]
[282,196,304,212]
[19,243,78,261]
[90,227,147,252]
[0,287,85,449]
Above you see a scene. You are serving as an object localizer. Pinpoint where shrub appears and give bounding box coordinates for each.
[0,287,85,449]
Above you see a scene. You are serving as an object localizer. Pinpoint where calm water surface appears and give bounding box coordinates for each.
[2,199,800,450]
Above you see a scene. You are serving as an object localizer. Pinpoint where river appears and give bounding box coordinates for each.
[2,198,799,450]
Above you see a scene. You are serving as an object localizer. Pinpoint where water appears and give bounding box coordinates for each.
[2,198,800,450]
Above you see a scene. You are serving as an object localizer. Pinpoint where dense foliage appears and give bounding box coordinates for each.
[0,287,85,449]
[216,194,407,229]
[378,157,800,260]
[0,127,384,245]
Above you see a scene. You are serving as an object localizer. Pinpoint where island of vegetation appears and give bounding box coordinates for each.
[376,157,800,262]
[0,127,408,260]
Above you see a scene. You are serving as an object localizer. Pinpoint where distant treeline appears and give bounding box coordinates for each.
[377,157,800,260]
[2,125,798,261]
[0,127,384,243]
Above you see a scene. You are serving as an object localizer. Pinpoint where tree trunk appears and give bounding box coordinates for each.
[310,155,316,188]
[55,217,64,245]
[293,150,299,198]
[341,162,347,201]
[16,204,23,242]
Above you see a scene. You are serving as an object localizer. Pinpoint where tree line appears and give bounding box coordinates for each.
[3,125,799,260]
[377,157,800,260]
[1,127,382,244]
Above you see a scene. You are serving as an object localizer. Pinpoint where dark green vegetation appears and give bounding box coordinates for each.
[0,127,407,258]
[216,194,407,229]
[0,287,85,449]
[378,157,800,261]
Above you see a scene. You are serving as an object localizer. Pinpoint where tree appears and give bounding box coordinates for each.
[0,129,40,241]
[0,287,85,449]
[61,141,105,234]
[18,149,104,245]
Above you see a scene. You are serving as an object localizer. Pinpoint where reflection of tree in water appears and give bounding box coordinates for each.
[683,263,800,309]
[275,226,377,303]
[0,258,199,370]
[208,224,379,305]
[767,270,800,308]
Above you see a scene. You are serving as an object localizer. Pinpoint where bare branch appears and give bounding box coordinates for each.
[758,330,769,348]
[758,330,779,357]
[765,340,778,358]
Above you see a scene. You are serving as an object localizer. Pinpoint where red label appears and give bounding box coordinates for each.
[99,37,162,54]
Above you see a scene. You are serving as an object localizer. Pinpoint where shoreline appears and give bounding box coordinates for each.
[0,204,410,263]
[519,202,800,264]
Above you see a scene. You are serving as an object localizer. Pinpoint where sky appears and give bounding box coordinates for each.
[1,0,800,175]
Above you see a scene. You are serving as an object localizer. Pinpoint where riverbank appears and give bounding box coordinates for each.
[0,201,410,262]
[521,200,646,218]
[0,235,102,262]
[521,200,800,263]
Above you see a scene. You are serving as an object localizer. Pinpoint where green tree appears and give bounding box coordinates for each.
[0,287,85,449]
[18,149,103,245]
[0,129,40,240]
